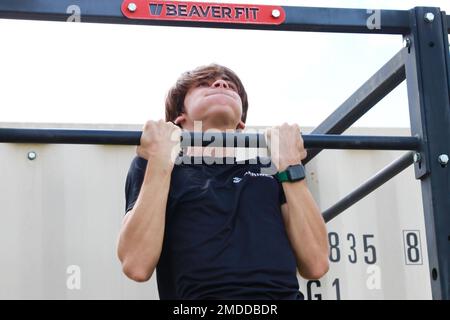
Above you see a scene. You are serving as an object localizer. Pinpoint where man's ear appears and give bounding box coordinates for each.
[173,114,186,127]
[236,120,245,130]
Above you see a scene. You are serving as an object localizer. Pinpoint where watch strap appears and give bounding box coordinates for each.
[275,170,289,182]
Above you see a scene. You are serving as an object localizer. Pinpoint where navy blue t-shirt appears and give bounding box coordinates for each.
[124,155,303,300]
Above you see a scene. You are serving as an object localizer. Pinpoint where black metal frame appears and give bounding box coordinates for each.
[303,48,407,165]
[402,7,450,301]
[322,151,415,223]
[0,1,448,299]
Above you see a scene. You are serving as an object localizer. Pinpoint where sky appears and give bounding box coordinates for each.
[1,0,449,129]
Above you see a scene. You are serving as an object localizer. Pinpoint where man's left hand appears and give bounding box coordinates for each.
[265,123,307,172]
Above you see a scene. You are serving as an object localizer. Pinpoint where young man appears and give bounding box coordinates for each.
[117,64,329,299]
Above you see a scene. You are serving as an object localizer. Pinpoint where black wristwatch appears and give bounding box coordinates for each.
[275,164,306,182]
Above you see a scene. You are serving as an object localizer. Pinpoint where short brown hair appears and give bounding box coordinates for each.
[165,64,248,126]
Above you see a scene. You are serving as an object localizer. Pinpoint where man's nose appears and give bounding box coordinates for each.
[212,79,229,89]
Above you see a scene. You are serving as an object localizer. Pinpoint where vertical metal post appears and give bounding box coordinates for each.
[404,7,450,299]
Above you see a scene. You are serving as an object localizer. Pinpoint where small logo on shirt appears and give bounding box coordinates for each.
[232,171,274,184]
[233,177,242,184]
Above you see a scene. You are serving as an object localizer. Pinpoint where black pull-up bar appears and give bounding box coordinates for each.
[0,127,420,150]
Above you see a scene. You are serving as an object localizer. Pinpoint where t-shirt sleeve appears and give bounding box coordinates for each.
[124,156,148,215]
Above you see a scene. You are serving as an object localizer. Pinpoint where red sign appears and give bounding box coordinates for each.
[121,0,285,25]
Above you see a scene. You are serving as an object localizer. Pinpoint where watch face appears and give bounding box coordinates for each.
[287,165,305,181]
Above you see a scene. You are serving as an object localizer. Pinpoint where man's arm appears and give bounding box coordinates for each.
[117,120,180,282]
[266,123,329,280]
[118,160,173,282]
[281,181,329,280]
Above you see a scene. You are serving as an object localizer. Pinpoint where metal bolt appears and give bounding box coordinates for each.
[27,151,37,161]
[271,9,281,18]
[413,152,421,163]
[424,12,435,23]
[403,37,411,49]
[127,2,137,12]
[438,154,449,166]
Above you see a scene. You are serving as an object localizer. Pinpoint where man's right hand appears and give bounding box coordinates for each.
[136,120,181,166]
[121,119,179,282]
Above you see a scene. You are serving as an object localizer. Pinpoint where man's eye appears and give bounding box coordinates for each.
[227,82,238,92]
[197,81,210,87]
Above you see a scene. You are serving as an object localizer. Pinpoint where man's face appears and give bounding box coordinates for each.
[182,76,243,130]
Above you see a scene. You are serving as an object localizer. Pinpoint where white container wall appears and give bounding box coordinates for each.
[0,123,430,299]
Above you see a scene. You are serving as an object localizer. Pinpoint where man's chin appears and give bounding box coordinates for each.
[198,116,240,131]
